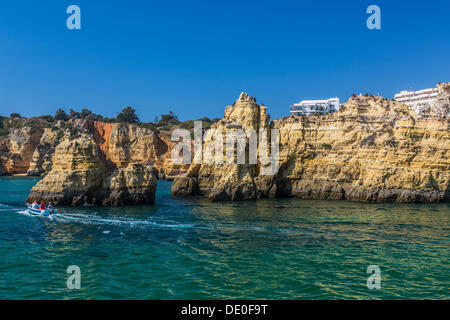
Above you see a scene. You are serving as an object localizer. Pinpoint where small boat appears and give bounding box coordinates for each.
[27,206,58,217]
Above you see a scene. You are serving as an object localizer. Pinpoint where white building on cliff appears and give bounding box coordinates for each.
[290,97,340,116]
[394,87,439,114]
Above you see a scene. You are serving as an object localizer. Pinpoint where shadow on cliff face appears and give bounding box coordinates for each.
[273,178,293,197]
[153,133,169,157]
[86,121,117,172]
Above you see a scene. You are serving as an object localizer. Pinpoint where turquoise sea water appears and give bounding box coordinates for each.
[0,177,448,299]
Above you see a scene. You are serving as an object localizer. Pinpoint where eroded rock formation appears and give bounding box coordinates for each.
[0,127,43,174]
[172,92,275,201]
[27,127,63,176]
[26,132,157,205]
[172,88,450,203]
[3,82,449,204]
[1,118,189,179]
[420,82,450,119]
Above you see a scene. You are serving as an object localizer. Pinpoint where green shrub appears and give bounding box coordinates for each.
[10,113,22,118]
[179,120,194,129]
[139,122,157,131]
[24,120,38,127]
[0,116,5,129]
[117,106,139,123]
[38,115,54,122]
[55,108,69,121]
[160,111,178,123]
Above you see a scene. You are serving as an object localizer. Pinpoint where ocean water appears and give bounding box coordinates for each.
[0,177,448,300]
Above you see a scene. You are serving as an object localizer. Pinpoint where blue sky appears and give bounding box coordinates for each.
[0,0,449,121]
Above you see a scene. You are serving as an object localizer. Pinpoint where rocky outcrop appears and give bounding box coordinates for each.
[26,132,157,205]
[26,132,108,205]
[89,121,166,168]
[155,134,190,179]
[172,89,450,203]
[27,127,63,176]
[420,82,450,119]
[172,92,276,201]
[271,95,449,202]
[99,163,157,205]
[0,127,43,174]
[88,121,188,177]
[0,118,188,179]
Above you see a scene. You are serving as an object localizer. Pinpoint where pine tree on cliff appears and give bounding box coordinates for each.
[117,106,140,123]
[55,108,69,121]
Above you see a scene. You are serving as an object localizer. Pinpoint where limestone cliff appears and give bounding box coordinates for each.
[88,121,188,177]
[172,90,450,203]
[0,127,43,174]
[420,82,450,119]
[100,163,157,205]
[26,132,157,205]
[172,92,276,201]
[27,126,63,176]
[155,134,191,179]
[0,119,187,179]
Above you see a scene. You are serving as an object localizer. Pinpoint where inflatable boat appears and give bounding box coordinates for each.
[27,206,57,217]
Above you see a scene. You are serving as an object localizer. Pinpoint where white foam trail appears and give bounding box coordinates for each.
[15,206,194,230]
[53,212,194,229]
[17,210,34,217]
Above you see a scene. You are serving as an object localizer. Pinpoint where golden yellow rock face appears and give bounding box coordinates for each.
[27,132,108,205]
[1,119,188,179]
[17,118,189,205]
[272,96,449,202]
[0,127,43,174]
[172,92,276,201]
[27,127,63,176]
[100,163,157,205]
[26,132,157,206]
[89,121,188,177]
[173,88,450,203]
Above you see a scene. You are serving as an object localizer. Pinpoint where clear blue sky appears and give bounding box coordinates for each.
[0,0,449,121]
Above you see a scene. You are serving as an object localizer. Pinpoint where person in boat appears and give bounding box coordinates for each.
[31,200,39,209]
[47,202,54,214]
[40,202,46,210]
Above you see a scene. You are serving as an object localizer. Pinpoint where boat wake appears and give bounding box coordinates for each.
[51,212,194,230]
[14,204,194,230]
[0,202,12,211]
[16,209,36,217]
